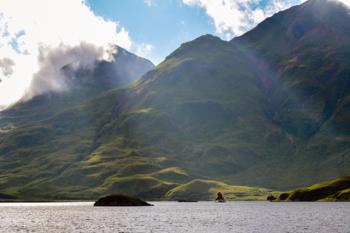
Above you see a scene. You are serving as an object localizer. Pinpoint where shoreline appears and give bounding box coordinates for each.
[1,200,349,203]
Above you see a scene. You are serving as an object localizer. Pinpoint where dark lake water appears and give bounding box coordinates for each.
[0,202,349,233]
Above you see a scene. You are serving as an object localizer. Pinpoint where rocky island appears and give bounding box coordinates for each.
[94,195,153,207]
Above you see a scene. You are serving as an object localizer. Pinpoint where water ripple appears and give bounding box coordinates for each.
[0,202,349,233]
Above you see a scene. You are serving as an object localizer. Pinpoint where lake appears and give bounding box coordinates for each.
[0,202,349,233]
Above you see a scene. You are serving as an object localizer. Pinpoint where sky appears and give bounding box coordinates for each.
[0,0,350,106]
[86,0,305,64]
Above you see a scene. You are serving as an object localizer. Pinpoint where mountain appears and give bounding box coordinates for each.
[0,46,155,200]
[235,0,350,138]
[231,0,350,186]
[1,0,350,200]
[1,46,154,124]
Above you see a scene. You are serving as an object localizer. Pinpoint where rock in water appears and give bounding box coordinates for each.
[215,192,226,202]
[177,200,198,203]
[267,195,277,202]
[94,195,153,207]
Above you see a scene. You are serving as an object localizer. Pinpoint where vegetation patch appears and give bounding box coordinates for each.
[278,177,350,201]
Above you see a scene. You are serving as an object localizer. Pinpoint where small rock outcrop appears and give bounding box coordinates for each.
[267,195,277,202]
[215,192,226,202]
[177,199,198,202]
[94,195,153,207]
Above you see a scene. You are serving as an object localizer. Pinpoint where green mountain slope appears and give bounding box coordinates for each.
[165,179,274,201]
[232,0,350,186]
[0,48,155,200]
[1,0,350,200]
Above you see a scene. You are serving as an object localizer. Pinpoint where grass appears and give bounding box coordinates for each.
[165,179,275,201]
[278,176,350,201]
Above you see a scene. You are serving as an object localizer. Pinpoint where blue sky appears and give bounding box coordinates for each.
[87,0,215,64]
[86,0,305,64]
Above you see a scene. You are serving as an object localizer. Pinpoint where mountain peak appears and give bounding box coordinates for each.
[303,0,350,8]
[176,34,223,50]
[165,34,226,60]
[300,0,350,13]
[235,0,350,48]
[194,34,222,42]
[291,0,350,36]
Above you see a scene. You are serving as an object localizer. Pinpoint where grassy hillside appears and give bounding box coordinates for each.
[166,179,274,201]
[0,0,350,200]
[278,176,350,201]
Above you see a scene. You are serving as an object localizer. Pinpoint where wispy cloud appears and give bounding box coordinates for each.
[0,57,15,78]
[182,0,306,39]
[134,43,154,58]
[23,42,112,101]
[144,0,156,7]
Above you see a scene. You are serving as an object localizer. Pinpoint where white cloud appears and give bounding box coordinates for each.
[144,0,156,7]
[0,57,15,77]
[134,43,154,58]
[183,0,308,39]
[339,0,350,6]
[183,0,350,39]
[0,0,133,106]
[23,42,111,101]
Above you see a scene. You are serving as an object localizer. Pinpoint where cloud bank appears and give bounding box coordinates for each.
[0,0,134,106]
[0,57,15,78]
[182,0,307,39]
[23,42,116,101]
[183,0,350,39]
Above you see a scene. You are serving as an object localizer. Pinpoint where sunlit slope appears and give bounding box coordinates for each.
[278,176,350,201]
[165,179,274,201]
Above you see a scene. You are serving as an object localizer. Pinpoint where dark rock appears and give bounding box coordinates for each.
[278,193,289,201]
[177,200,198,202]
[267,195,277,202]
[0,193,17,200]
[94,194,153,207]
[215,192,226,202]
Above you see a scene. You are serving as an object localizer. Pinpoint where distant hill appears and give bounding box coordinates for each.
[0,0,350,200]
[279,176,350,201]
